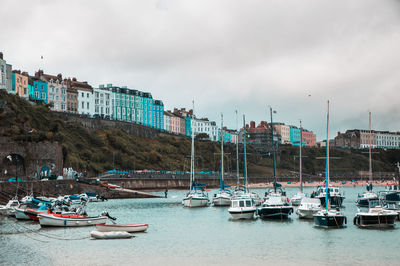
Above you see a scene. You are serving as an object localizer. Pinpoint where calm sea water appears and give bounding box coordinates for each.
[1,186,399,266]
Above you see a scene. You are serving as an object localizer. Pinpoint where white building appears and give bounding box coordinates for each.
[376,131,400,149]
[273,123,291,144]
[94,86,112,118]
[193,118,218,141]
[164,111,172,132]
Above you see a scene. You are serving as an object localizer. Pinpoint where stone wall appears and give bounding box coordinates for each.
[0,137,63,179]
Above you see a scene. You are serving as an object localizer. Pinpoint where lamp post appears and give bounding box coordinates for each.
[269,106,277,192]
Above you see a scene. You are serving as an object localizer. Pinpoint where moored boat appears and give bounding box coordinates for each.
[257,191,294,220]
[90,230,133,239]
[354,200,398,228]
[38,213,108,227]
[228,196,256,220]
[313,101,346,228]
[96,223,148,233]
[296,197,322,219]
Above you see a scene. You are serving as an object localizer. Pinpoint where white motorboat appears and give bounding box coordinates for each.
[291,192,306,206]
[296,197,322,219]
[90,230,133,239]
[96,223,148,233]
[38,213,108,227]
[228,196,256,219]
[354,200,399,228]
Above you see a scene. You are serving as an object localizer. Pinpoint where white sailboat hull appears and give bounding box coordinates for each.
[213,197,231,206]
[182,197,209,207]
[38,214,107,227]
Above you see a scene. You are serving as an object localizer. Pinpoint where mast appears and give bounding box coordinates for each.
[325,100,330,212]
[190,100,195,191]
[270,107,277,193]
[243,114,248,192]
[368,111,372,183]
[220,113,224,190]
[300,120,303,193]
[236,110,240,187]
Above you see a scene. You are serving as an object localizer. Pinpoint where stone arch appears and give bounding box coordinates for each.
[2,153,26,181]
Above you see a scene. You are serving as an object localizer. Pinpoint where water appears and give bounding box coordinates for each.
[1,186,399,266]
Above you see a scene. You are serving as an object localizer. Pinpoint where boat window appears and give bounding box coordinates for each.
[232,201,238,208]
[335,189,338,192]
[239,201,245,207]
[329,188,333,192]
[246,200,252,207]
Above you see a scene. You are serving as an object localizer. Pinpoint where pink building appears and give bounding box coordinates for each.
[302,130,317,147]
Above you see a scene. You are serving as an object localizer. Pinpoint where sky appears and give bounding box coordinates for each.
[1,0,400,140]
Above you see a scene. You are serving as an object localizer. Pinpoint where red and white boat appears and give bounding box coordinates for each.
[96,223,148,233]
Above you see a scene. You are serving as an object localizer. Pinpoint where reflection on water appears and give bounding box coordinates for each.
[0,186,399,266]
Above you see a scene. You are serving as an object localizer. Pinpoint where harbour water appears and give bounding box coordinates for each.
[1,186,399,266]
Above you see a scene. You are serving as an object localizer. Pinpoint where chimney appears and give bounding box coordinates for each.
[57,73,62,81]
[72,77,77,82]
[0,52,3,60]
[250,121,256,128]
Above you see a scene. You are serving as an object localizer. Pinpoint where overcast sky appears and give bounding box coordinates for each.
[1,0,400,140]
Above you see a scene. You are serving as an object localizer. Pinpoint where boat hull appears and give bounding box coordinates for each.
[354,213,398,228]
[257,206,294,219]
[182,198,209,208]
[313,214,346,228]
[96,224,148,233]
[296,208,319,219]
[228,209,256,220]
[212,196,231,206]
[15,208,30,220]
[38,214,107,227]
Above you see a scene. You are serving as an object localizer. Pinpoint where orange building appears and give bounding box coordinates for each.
[12,70,28,98]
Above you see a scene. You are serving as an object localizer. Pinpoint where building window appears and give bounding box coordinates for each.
[81,92,84,97]
[87,93,89,98]
[82,102,85,109]
[87,102,89,109]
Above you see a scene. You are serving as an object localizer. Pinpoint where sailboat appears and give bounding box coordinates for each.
[257,107,293,219]
[356,112,378,207]
[228,114,257,219]
[291,120,306,206]
[213,114,232,206]
[182,101,210,208]
[313,101,347,228]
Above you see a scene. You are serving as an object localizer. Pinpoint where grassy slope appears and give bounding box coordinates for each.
[1,91,399,176]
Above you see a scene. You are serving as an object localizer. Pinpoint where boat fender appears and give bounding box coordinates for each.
[353,216,357,225]
[344,216,347,225]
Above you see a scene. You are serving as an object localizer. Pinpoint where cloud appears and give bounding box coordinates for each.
[1,0,400,140]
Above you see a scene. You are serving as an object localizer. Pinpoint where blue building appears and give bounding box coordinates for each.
[218,129,232,144]
[28,77,48,103]
[290,126,303,146]
[185,116,192,137]
[141,92,153,127]
[153,100,164,130]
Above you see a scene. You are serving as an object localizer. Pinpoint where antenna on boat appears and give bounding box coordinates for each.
[220,113,224,191]
[236,110,240,187]
[325,100,330,212]
[368,111,372,183]
[190,100,195,191]
[243,114,248,193]
[269,106,277,193]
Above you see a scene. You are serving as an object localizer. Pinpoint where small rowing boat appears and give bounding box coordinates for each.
[96,223,148,233]
[90,230,134,239]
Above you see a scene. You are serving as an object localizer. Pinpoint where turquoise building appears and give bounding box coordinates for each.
[28,77,48,103]
[142,92,153,127]
[110,85,136,122]
[218,130,231,143]
[153,100,164,130]
[185,116,191,137]
[290,126,304,146]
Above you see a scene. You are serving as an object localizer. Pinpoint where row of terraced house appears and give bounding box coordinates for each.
[1,51,318,145]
